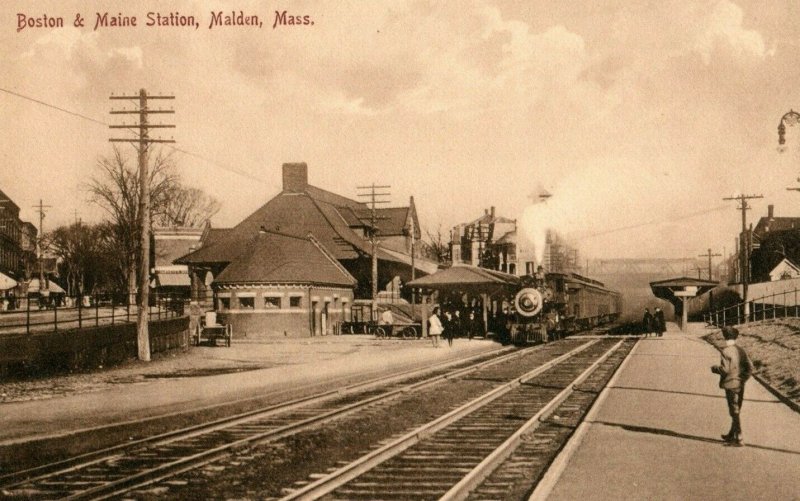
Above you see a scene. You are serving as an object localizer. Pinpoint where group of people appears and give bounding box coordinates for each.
[427,306,483,347]
[641,307,666,337]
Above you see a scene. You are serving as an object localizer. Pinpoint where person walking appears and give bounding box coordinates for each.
[653,307,666,337]
[428,307,443,348]
[711,326,754,446]
[443,310,455,347]
[642,308,653,337]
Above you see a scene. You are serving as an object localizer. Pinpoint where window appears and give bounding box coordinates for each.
[218,297,230,310]
[289,296,301,308]
[264,296,281,309]
[239,297,255,309]
[508,263,516,275]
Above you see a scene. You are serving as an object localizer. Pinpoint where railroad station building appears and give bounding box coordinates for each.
[176,162,438,335]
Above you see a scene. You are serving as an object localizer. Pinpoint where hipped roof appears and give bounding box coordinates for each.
[176,185,428,272]
[214,230,357,287]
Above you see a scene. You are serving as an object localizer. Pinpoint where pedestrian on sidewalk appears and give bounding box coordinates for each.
[642,308,653,337]
[711,326,754,446]
[653,307,666,337]
[428,307,443,348]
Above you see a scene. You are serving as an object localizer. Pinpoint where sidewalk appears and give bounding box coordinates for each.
[544,322,800,500]
[0,336,499,446]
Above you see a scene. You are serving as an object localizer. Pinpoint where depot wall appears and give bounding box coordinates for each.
[0,317,189,378]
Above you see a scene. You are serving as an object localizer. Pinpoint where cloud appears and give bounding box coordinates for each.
[694,0,767,63]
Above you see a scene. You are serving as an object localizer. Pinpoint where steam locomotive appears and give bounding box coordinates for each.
[508,271,622,344]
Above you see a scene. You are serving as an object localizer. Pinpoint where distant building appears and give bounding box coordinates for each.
[449,207,576,276]
[747,205,800,283]
[150,225,205,299]
[19,222,37,280]
[0,189,22,280]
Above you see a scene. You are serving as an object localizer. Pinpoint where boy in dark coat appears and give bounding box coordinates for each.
[711,326,754,446]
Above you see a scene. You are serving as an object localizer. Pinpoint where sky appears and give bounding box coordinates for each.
[3,0,800,261]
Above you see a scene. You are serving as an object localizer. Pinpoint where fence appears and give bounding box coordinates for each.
[704,288,800,327]
[0,292,186,335]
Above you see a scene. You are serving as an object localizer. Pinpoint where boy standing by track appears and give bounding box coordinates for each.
[711,326,754,446]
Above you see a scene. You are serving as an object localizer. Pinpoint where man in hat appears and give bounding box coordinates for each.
[711,326,754,446]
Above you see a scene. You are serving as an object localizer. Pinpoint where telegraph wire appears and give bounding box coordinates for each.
[572,204,730,241]
[0,86,270,185]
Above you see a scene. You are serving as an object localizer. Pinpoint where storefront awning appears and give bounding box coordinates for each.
[157,272,191,287]
[0,272,17,290]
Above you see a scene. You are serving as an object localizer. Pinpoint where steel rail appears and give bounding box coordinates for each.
[68,343,550,501]
[0,345,516,490]
[5,344,555,500]
[528,338,640,501]
[279,339,600,501]
[440,339,625,500]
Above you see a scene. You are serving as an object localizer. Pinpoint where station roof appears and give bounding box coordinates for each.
[407,264,520,294]
[649,277,718,302]
[214,230,357,288]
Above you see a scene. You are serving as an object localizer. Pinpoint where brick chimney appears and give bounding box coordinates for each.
[768,204,774,219]
[282,162,308,192]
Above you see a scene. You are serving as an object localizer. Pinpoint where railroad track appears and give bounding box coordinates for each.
[280,338,634,501]
[0,343,542,500]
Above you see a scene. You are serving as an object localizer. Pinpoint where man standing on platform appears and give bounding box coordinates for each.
[712,326,754,446]
[653,307,665,337]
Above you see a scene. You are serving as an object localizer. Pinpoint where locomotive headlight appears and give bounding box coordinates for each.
[514,288,544,317]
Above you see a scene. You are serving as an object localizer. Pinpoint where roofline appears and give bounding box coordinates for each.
[212,280,356,288]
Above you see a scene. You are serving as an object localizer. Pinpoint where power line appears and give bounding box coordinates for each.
[573,204,730,241]
[0,86,270,185]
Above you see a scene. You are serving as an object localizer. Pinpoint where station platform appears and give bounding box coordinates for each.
[539,322,800,500]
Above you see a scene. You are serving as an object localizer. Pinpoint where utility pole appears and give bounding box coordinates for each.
[357,184,390,320]
[409,196,416,318]
[31,200,52,287]
[698,248,722,281]
[723,194,763,321]
[110,89,175,362]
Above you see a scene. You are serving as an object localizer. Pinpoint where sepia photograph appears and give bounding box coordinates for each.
[1,1,799,499]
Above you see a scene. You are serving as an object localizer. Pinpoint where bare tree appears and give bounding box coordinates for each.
[86,146,178,295]
[155,185,220,228]
[422,223,451,264]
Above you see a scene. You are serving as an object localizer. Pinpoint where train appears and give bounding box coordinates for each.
[507,271,622,344]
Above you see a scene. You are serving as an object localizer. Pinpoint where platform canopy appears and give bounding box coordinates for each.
[650,277,718,331]
[407,264,520,295]
[649,277,718,302]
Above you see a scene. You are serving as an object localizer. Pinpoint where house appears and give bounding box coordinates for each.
[747,205,800,283]
[176,162,437,333]
[769,258,800,281]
